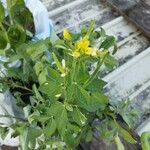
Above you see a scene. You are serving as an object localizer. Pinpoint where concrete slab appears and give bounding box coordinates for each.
[106,0,150,38]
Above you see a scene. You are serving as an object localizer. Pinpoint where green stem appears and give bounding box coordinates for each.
[13,84,32,93]
[6,0,13,25]
[63,54,68,102]
[83,54,107,88]
[71,59,77,84]
[0,22,6,31]
[0,78,32,93]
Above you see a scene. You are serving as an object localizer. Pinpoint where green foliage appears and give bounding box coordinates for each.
[113,100,140,128]
[0,2,5,23]
[0,31,8,50]
[8,24,26,47]
[0,126,9,140]
[75,85,108,112]
[0,2,142,149]
[141,132,150,150]
[104,54,118,70]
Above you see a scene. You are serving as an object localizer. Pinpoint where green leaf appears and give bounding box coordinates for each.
[26,41,47,61]
[64,131,79,148]
[141,132,150,150]
[19,127,42,150]
[22,59,37,82]
[86,79,107,92]
[100,27,106,38]
[100,36,116,49]
[29,112,50,123]
[19,127,29,150]
[56,106,68,135]
[66,84,76,103]
[115,100,140,129]
[15,43,29,59]
[39,80,62,101]
[112,44,118,55]
[34,62,43,76]
[38,66,62,86]
[76,85,108,112]
[85,19,96,39]
[23,105,31,118]
[104,54,118,70]
[0,126,9,140]
[7,67,23,79]
[28,128,42,149]
[0,2,5,22]
[33,84,44,102]
[99,120,118,141]
[76,63,89,84]
[46,67,62,83]
[67,123,81,134]
[0,31,8,50]
[90,92,108,111]
[8,24,26,47]
[65,102,73,111]
[11,3,33,26]
[43,118,56,138]
[39,67,62,100]
[48,102,68,135]
[38,69,48,85]
[52,52,64,73]
[70,107,87,126]
[7,0,24,7]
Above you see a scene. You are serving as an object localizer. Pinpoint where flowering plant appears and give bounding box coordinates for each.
[0,1,145,150]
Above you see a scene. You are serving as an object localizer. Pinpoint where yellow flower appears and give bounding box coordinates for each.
[73,39,101,58]
[85,47,100,57]
[76,39,90,51]
[63,28,71,40]
[72,51,80,58]
[84,47,93,55]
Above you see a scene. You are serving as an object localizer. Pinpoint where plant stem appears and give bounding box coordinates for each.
[0,78,32,93]
[6,0,13,25]
[83,54,107,88]
[71,59,77,84]
[0,22,6,31]
[13,84,32,93]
